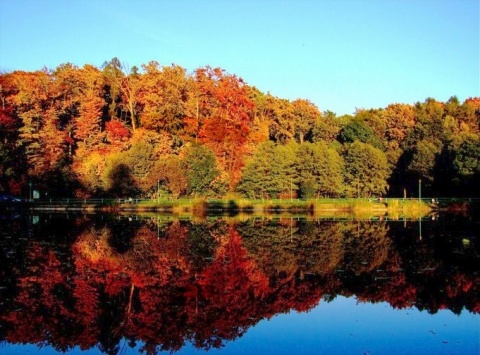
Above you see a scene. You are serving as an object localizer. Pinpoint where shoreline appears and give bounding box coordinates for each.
[17,198,441,218]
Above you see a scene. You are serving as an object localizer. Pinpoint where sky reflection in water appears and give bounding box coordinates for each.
[3,296,478,354]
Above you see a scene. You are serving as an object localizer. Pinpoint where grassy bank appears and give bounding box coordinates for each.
[25,197,435,218]
[132,197,435,219]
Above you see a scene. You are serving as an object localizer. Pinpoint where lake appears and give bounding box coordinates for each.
[0,212,478,354]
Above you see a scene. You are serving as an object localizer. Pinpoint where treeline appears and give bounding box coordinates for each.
[0,58,479,198]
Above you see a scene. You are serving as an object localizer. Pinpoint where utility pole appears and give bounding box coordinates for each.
[418,179,422,201]
[419,217,422,241]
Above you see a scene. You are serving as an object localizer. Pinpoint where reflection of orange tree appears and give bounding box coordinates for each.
[410,270,480,315]
[69,219,229,353]
[74,221,192,282]
[65,219,200,353]
[73,220,192,316]
[128,221,202,352]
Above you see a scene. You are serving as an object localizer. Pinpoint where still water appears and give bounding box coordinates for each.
[0,213,479,354]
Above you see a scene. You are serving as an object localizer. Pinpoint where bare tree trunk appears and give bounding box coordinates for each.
[126,284,135,316]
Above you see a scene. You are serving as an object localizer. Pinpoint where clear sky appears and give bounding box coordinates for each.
[0,0,478,115]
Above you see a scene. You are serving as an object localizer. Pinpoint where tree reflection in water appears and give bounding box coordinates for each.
[0,214,478,354]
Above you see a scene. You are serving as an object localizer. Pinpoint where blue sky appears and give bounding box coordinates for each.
[0,0,478,115]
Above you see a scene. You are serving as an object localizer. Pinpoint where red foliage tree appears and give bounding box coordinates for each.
[193,67,255,189]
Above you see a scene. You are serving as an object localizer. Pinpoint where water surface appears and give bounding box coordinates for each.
[0,213,478,354]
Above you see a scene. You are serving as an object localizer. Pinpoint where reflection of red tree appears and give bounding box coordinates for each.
[446,273,473,298]
[188,227,269,348]
[71,261,102,349]
[3,244,79,351]
[356,252,417,309]
[198,227,269,297]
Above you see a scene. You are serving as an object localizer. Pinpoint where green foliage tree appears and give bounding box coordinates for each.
[354,108,386,144]
[103,155,138,197]
[311,111,341,143]
[440,134,480,196]
[236,141,275,199]
[182,143,219,197]
[343,141,390,197]
[295,142,344,198]
[121,139,156,192]
[407,140,440,188]
[452,134,480,177]
[101,57,124,120]
[0,141,16,192]
[237,141,297,199]
[338,118,384,150]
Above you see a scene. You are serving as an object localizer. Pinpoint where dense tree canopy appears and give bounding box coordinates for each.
[0,59,478,198]
[343,141,390,197]
[237,141,297,199]
[295,142,344,198]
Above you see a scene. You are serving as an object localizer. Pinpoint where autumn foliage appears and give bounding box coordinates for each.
[0,58,479,198]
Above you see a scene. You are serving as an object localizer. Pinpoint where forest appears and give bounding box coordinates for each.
[0,58,479,199]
